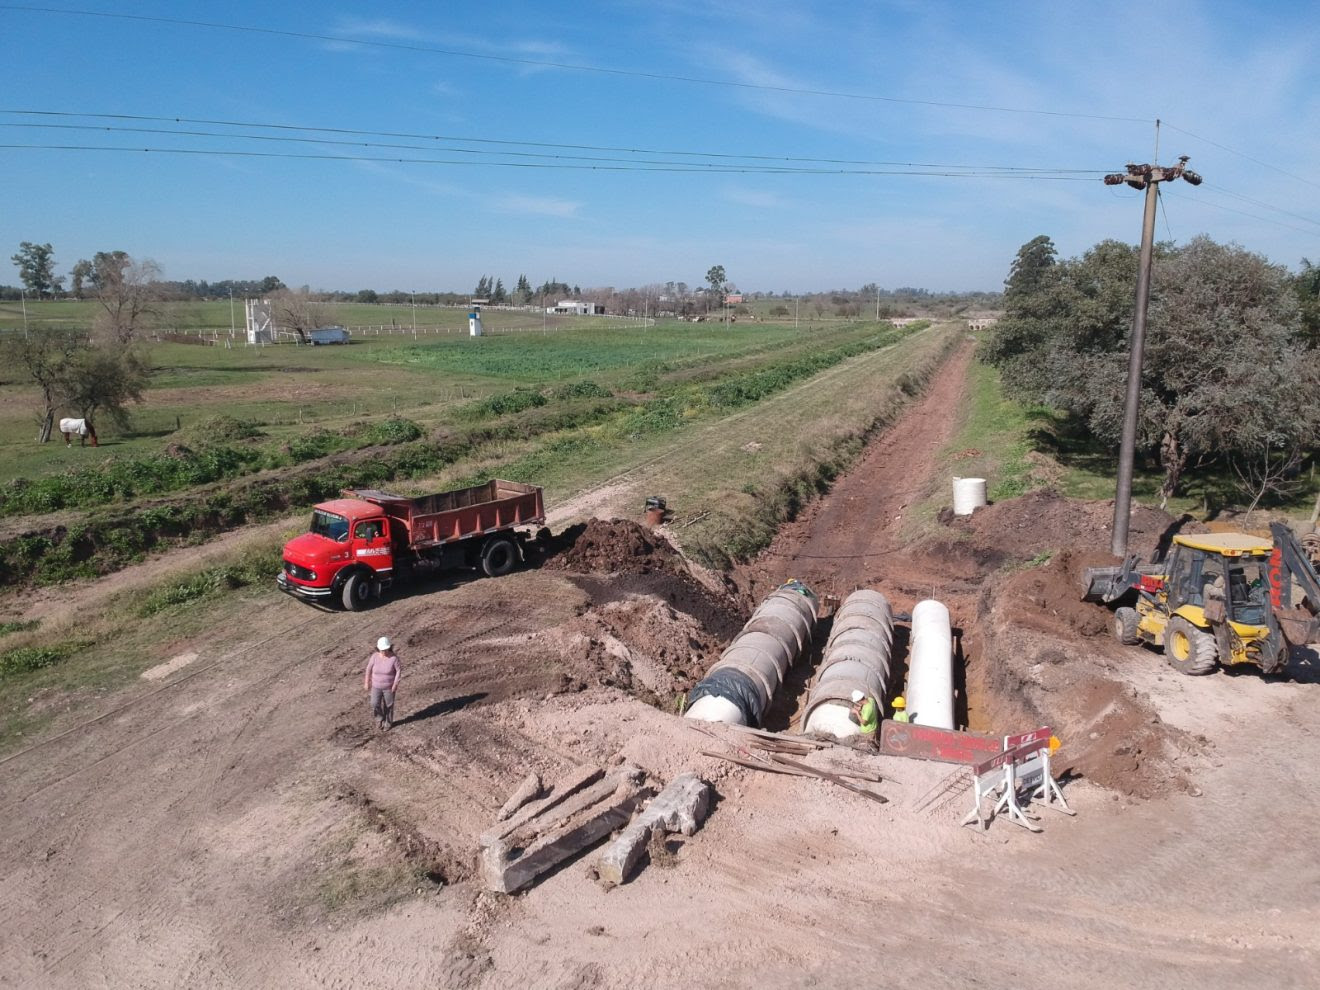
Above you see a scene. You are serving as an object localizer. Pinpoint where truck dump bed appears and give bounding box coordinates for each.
[345,479,545,549]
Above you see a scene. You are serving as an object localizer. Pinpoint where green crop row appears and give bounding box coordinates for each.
[0,417,424,516]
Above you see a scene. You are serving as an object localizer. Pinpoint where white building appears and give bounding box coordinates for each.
[547,300,604,315]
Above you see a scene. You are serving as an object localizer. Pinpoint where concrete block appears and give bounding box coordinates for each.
[497,773,543,821]
[596,772,711,888]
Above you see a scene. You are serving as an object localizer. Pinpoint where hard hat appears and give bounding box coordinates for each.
[850,690,865,703]
[377,636,392,651]
[892,696,906,709]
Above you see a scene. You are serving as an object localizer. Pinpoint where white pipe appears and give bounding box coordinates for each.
[907,599,954,730]
[802,590,894,738]
[686,583,818,726]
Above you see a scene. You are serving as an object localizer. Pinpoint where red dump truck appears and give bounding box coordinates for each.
[277,479,546,610]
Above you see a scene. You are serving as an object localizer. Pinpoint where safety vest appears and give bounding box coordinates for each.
[859,698,878,735]
[893,710,910,723]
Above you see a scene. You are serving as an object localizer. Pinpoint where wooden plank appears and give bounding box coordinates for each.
[768,754,889,805]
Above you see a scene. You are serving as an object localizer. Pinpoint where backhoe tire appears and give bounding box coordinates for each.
[480,536,518,578]
[1164,616,1218,675]
[341,572,373,611]
[1113,607,1140,645]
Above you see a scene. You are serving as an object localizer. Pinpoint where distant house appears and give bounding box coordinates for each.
[967,315,1000,331]
[547,300,604,315]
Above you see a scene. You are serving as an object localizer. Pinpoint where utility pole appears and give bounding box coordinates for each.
[228,287,235,338]
[1103,156,1202,558]
[411,291,417,330]
[20,288,29,337]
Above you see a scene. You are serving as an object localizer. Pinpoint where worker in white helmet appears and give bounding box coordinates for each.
[891,695,911,723]
[364,635,401,730]
[848,689,879,745]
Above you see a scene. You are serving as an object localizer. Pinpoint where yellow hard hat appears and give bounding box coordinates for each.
[892,696,906,709]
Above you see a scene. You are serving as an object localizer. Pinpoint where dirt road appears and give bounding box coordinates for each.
[2,340,1318,989]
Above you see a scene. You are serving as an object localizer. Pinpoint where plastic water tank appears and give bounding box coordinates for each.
[953,477,987,516]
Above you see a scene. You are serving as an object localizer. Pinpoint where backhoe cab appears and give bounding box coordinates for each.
[1084,524,1320,678]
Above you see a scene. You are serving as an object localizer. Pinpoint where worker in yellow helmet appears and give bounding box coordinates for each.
[891,696,911,723]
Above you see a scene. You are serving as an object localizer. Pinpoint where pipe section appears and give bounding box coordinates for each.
[953,477,988,516]
[907,599,954,729]
[802,590,894,738]
[685,581,818,726]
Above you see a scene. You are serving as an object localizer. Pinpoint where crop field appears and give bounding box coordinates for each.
[0,318,948,584]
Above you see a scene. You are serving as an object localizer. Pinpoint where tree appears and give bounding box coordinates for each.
[58,344,150,430]
[258,275,286,294]
[705,265,726,318]
[80,250,163,344]
[1294,258,1320,349]
[983,234,1318,504]
[2,328,84,442]
[514,274,532,305]
[268,288,323,342]
[69,259,93,299]
[492,278,507,304]
[11,242,58,298]
[356,289,379,304]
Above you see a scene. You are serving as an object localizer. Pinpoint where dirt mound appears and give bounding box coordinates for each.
[952,489,1204,564]
[544,518,685,576]
[965,548,1203,798]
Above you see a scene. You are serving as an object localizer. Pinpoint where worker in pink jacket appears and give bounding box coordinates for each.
[364,636,401,730]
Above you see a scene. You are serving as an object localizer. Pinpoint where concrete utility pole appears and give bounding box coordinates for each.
[1103,156,1202,558]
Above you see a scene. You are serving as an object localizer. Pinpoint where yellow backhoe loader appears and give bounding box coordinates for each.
[1083,523,1320,676]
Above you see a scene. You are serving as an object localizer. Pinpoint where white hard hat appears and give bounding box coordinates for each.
[850,690,865,703]
[377,636,392,651]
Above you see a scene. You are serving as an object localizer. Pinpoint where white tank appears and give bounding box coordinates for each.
[953,477,987,515]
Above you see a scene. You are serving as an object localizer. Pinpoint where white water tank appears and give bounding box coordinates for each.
[469,310,483,336]
[953,477,987,516]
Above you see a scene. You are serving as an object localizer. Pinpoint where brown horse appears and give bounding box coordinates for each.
[59,417,98,447]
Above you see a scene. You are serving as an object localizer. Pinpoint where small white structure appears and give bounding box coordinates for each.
[245,299,274,344]
[953,477,988,516]
[468,309,483,337]
[907,600,954,730]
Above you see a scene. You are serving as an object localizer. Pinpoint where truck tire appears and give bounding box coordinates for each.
[480,536,518,577]
[1113,607,1140,645]
[1164,615,1217,675]
[341,571,373,611]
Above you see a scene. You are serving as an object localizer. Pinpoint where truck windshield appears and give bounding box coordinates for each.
[311,510,349,542]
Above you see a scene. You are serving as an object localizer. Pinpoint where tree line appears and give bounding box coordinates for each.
[981,234,1320,508]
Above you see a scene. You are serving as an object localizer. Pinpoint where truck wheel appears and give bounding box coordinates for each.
[480,536,518,577]
[342,572,373,611]
[1113,607,1140,645]
[1164,616,1217,675]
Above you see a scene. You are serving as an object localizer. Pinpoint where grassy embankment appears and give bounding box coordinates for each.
[909,353,1320,540]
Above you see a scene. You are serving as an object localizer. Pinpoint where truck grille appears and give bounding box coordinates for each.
[284,560,315,581]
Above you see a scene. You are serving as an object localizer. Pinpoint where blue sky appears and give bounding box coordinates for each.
[3,1,1318,294]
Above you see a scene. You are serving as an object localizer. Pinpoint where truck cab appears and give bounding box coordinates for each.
[278,497,394,609]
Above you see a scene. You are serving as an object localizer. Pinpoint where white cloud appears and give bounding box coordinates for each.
[493,194,583,218]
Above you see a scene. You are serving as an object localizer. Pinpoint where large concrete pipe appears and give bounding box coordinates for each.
[685,581,818,726]
[801,590,894,738]
[906,599,954,730]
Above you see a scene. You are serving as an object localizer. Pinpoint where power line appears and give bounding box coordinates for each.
[1,5,1152,124]
[1162,121,1320,192]
[0,142,1103,178]
[0,115,1110,176]
[0,110,1110,174]
[1162,187,1320,239]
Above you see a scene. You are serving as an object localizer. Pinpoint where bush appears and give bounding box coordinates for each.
[0,641,83,678]
[460,389,548,419]
[554,381,613,400]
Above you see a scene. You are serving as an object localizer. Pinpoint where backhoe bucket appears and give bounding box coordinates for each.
[1081,565,1126,603]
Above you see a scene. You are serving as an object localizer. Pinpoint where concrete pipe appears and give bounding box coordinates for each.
[685,581,818,726]
[802,590,894,738]
[907,599,954,730]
